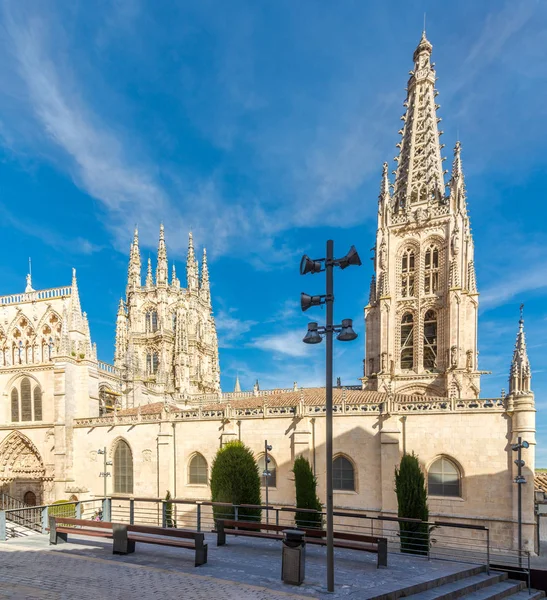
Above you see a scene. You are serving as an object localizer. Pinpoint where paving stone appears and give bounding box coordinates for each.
[0,533,486,599]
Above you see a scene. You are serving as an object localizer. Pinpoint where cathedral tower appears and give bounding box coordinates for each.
[115,226,221,400]
[364,32,480,398]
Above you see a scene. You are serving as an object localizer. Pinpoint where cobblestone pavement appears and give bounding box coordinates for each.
[0,533,478,599]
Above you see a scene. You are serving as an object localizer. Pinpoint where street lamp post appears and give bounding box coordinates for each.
[264,440,272,523]
[512,436,529,567]
[97,447,112,498]
[300,240,361,593]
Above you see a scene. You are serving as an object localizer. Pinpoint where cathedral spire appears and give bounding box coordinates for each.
[127,227,141,291]
[234,374,241,393]
[156,224,168,286]
[392,31,446,211]
[509,306,532,395]
[200,247,210,302]
[70,268,84,333]
[146,257,154,288]
[186,232,198,291]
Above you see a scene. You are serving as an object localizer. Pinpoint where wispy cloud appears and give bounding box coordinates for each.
[215,309,257,348]
[0,204,102,256]
[248,330,309,358]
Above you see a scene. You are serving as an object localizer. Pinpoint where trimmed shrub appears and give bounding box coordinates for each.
[292,456,322,529]
[49,500,76,518]
[394,452,429,555]
[210,441,261,523]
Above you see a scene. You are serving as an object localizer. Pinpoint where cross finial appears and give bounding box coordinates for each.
[520,303,524,322]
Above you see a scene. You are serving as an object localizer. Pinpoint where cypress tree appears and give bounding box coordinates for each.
[394,452,429,555]
[210,441,261,523]
[292,456,323,529]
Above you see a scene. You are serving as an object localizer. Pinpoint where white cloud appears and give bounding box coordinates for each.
[215,309,257,348]
[248,330,309,358]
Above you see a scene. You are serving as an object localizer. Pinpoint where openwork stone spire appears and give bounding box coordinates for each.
[509,306,532,395]
[234,374,241,393]
[127,227,141,290]
[186,232,198,291]
[115,299,127,365]
[392,31,446,211]
[156,224,168,286]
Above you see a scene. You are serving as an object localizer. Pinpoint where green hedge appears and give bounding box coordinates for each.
[49,500,76,518]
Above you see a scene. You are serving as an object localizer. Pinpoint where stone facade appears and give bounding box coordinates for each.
[0,33,537,554]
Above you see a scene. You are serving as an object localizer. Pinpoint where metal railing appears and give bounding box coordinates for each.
[1,495,532,589]
[0,498,107,541]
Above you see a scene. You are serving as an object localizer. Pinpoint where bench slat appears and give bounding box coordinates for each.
[54,518,113,530]
[127,524,202,541]
[127,535,196,549]
[56,527,113,539]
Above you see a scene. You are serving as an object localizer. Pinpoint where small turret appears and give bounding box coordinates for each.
[171,264,180,289]
[127,227,142,291]
[186,232,198,291]
[449,141,467,213]
[70,268,84,334]
[156,224,168,286]
[145,257,154,288]
[200,248,210,303]
[509,306,532,395]
[115,299,127,366]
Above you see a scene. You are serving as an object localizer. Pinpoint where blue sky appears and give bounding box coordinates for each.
[0,2,546,461]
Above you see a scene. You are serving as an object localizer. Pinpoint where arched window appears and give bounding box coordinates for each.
[20,378,32,421]
[113,440,133,494]
[145,311,159,333]
[423,310,438,371]
[172,312,177,331]
[428,457,461,497]
[34,387,43,421]
[424,246,440,294]
[146,351,159,375]
[401,248,415,297]
[11,388,19,422]
[258,454,277,488]
[188,453,208,485]
[400,313,414,370]
[333,456,355,491]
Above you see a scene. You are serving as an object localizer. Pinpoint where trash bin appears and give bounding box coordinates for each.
[281,529,306,585]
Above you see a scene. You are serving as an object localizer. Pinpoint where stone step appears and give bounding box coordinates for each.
[370,566,487,600]
[504,589,545,600]
[455,579,525,600]
[402,572,507,600]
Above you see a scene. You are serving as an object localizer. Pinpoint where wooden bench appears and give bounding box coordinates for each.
[117,524,208,567]
[49,518,207,566]
[216,519,387,568]
[49,517,117,546]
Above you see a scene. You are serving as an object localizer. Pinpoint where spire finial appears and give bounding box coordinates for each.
[146,256,154,287]
[520,303,524,323]
[156,223,168,285]
[186,231,198,291]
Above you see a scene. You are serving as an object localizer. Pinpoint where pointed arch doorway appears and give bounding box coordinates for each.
[0,432,46,505]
